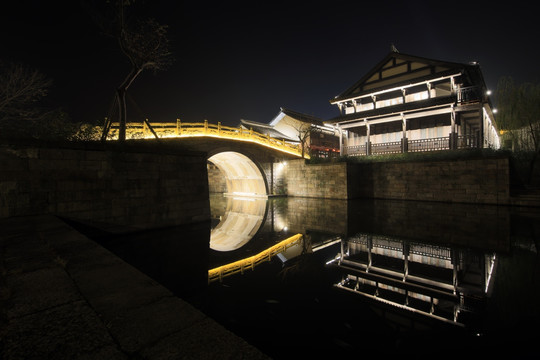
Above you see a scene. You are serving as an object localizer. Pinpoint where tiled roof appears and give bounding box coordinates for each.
[239,119,299,142]
[279,107,325,126]
[331,52,482,103]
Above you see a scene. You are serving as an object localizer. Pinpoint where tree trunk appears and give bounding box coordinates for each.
[117,67,142,142]
[117,87,127,141]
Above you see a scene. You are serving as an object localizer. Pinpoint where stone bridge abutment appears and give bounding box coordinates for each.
[0,138,299,229]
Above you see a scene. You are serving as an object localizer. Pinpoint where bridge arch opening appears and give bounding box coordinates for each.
[207,151,267,197]
[207,151,268,252]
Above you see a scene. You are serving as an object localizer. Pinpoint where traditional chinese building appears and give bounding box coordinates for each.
[327,50,500,156]
[239,108,340,158]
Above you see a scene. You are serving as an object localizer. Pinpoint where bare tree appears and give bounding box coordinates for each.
[88,0,173,141]
[0,60,103,141]
[496,77,539,150]
[0,61,52,124]
[289,120,330,159]
[287,120,312,158]
[496,76,540,184]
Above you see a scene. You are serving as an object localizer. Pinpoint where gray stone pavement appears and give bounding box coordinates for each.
[0,215,270,359]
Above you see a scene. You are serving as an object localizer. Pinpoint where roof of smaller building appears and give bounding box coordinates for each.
[270,107,325,127]
[270,107,324,126]
[238,119,299,142]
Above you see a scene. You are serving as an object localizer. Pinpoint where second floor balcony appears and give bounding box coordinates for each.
[340,85,486,119]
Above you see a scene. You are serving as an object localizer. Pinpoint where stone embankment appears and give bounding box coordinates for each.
[285,156,511,205]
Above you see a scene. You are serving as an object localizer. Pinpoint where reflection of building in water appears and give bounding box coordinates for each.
[329,234,496,328]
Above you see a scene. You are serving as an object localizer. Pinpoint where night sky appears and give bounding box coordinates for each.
[1,1,538,128]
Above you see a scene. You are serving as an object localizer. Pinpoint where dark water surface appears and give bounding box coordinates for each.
[92,194,540,358]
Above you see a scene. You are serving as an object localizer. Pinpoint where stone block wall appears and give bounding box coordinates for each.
[207,162,227,193]
[284,156,510,205]
[260,161,288,196]
[353,157,510,204]
[0,144,210,229]
[285,160,348,199]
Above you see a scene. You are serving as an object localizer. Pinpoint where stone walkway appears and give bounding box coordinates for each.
[0,215,269,359]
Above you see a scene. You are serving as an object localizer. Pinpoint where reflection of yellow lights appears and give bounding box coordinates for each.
[208,233,303,283]
[273,217,288,233]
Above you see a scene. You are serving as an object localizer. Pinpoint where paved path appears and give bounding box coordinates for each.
[0,215,270,359]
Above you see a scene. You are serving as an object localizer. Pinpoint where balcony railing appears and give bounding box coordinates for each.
[456,134,478,149]
[346,144,367,156]
[457,86,482,104]
[371,141,402,155]
[344,135,477,156]
[409,137,449,153]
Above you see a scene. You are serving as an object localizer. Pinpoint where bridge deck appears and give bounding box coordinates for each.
[104,120,308,159]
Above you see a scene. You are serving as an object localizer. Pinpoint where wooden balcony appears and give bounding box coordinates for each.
[344,135,478,156]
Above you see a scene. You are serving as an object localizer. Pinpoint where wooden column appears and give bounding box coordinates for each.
[367,235,373,270]
[479,106,484,148]
[365,119,371,155]
[451,249,459,294]
[403,242,410,281]
[338,125,344,155]
[450,106,457,149]
[401,113,408,153]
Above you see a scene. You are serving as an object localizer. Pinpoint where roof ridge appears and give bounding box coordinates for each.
[279,107,323,123]
[331,51,474,103]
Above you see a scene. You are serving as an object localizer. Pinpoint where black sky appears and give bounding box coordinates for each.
[1,1,538,127]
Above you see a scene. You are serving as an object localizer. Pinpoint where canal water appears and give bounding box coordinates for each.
[92,194,540,358]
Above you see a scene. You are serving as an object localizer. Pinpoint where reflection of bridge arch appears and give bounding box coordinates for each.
[208,151,268,197]
[209,195,268,252]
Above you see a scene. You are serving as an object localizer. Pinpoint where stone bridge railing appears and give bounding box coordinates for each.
[105,119,307,158]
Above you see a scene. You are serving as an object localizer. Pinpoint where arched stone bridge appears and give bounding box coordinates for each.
[116,120,306,197]
[168,136,302,197]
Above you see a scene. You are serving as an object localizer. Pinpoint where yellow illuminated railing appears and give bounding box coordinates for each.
[177,120,307,158]
[105,119,307,158]
[208,233,303,283]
